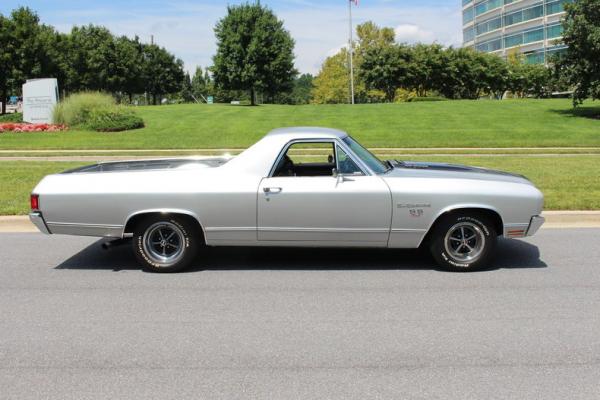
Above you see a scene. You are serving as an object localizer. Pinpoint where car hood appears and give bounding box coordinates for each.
[61,157,231,174]
[384,160,532,185]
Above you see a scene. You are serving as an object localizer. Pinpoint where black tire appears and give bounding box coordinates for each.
[132,215,201,273]
[429,212,497,272]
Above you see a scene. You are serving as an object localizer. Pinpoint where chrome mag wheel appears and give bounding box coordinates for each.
[443,222,486,263]
[142,221,186,267]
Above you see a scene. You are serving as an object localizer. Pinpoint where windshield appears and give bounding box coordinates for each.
[343,136,390,174]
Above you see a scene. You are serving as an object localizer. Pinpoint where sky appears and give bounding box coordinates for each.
[1,0,463,75]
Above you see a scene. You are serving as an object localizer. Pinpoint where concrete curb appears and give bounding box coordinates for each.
[2,211,600,233]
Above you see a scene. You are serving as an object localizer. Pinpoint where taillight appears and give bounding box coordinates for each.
[30,194,40,211]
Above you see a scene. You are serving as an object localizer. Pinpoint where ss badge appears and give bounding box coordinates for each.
[409,208,424,217]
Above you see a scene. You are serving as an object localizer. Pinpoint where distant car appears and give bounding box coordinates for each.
[30,127,544,272]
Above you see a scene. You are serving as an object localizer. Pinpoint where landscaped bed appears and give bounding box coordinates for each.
[0,123,67,133]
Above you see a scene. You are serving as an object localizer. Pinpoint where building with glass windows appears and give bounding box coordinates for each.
[462,0,571,64]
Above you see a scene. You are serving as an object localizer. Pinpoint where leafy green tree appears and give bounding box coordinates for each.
[410,44,449,97]
[114,36,144,102]
[290,73,314,104]
[191,66,214,101]
[66,25,118,92]
[313,21,394,104]
[212,2,296,105]
[312,50,352,104]
[141,43,185,105]
[180,72,194,103]
[361,44,414,102]
[0,14,12,114]
[556,0,600,104]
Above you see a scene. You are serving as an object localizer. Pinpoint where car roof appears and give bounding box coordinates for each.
[266,127,349,140]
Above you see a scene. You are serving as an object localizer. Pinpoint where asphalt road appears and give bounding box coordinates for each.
[1,229,599,399]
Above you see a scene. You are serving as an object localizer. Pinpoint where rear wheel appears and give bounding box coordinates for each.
[133,215,200,273]
[429,212,496,271]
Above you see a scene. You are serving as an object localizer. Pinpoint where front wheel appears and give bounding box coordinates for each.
[133,215,200,273]
[429,213,496,271]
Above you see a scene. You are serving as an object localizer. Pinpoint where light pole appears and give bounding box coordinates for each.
[348,0,356,105]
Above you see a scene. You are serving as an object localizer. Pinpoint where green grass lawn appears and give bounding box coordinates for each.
[0,99,598,150]
[3,155,598,215]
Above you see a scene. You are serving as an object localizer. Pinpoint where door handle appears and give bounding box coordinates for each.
[263,187,282,194]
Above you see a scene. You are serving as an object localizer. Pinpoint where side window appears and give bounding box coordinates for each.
[336,146,364,175]
[273,142,336,177]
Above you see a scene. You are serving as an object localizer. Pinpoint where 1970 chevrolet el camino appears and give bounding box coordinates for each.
[29,127,545,272]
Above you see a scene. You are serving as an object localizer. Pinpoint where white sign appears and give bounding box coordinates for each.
[23,78,59,124]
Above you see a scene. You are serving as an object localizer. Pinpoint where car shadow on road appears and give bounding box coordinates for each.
[55,237,547,272]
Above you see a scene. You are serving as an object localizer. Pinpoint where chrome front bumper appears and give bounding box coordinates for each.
[29,212,51,234]
[526,215,545,236]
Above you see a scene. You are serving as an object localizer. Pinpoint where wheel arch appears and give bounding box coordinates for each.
[419,204,504,247]
[122,209,206,244]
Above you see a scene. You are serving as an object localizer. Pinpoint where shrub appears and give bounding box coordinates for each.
[407,96,447,102]
[53,92,115,126]
[85,109,144,132]
[0,113,23,122]
[53,92,144,132]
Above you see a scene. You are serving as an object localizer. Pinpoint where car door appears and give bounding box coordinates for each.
[257,141,392,245]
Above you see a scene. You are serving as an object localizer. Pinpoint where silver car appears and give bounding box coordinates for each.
[30,127,544,272]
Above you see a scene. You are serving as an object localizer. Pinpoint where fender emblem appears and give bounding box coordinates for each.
[398,203,431,208]
[409,209,424,217]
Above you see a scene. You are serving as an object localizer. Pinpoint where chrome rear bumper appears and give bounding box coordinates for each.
[526,215,545,236]
[29,212,51,234]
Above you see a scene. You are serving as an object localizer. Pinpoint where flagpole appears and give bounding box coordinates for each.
[348,0,355,105]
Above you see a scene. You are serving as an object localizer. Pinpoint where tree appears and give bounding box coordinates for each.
[556,0,600,105]
[0,14,12,114]
[290,73,314,104]
[67,25,119,92]
[212,2,296,105]
[312,50,352,104]
[312,21,394,104]
[141,43,185,105]
[410,44,449,97]
[180,72,194,103]
[361,44,414,102]
[114,36,144,102]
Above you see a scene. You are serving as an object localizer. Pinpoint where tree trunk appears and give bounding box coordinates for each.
[250,87,256,106]
[152,94,157,105]
[0,84,6,115]
[129,93,133,104]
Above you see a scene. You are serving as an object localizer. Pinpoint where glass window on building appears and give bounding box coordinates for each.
[462,0,473,6]
[524,28,544,44]
[464,27,475,42]
[504,10,523,26]
[546,24,563,39]
[504,4,544,28]
[476,0,503,16]
[504,33,522,48]
[463,6,474,23]
[546,0,573,15]
[476,17,502,35]
[525,51,545,64]
[477,38,502,52]
[523,4,544,21]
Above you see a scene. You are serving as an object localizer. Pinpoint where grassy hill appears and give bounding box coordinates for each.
[2,155,599,214]
[0,99,598,150]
